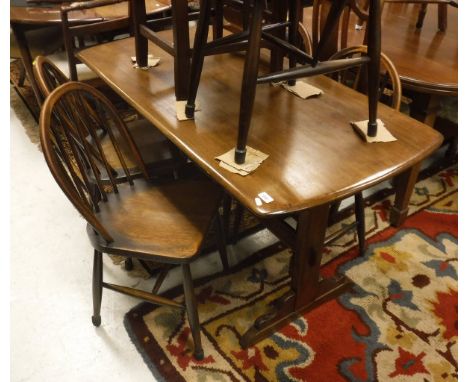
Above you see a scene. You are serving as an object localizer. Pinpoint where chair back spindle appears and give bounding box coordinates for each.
[40,82,150,241]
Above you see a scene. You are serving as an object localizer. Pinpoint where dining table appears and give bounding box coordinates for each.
[10,0,171,115]
[77,30,442,347]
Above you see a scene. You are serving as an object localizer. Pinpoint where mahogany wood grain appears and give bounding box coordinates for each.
[77,35,443,217]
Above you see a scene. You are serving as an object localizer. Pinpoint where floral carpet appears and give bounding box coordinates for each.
[125,165,457,382]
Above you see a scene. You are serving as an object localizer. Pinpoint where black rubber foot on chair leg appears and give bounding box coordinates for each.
[194,350,204,361]
[124,258,134,271]
[185,103,195,119]
[234,148,246,164]
[92,315,101,327]
[367,121,377,137]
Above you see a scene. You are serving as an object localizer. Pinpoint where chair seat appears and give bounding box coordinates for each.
[100,117,175,173]
[87,178,222,261]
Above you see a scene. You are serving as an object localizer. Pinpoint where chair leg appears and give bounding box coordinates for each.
[182,264,204,360]
[124,257,134,271]
[311,0,347,65]
[416,3,428,29]
[92,250,103,326]
[235,0,265,164]
[354,192,366,256]
[437,3,447,32]
[366,0,381,137]
[287,0,301,86]
[215,211,229,271]
[17,60,27,87]
[131,0,149,68]
[185,0,212,118]
[213,0,224,39]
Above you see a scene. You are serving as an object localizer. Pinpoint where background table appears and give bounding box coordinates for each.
[10,0,170,114]
[77,33,442,345]
[347,2,457,96]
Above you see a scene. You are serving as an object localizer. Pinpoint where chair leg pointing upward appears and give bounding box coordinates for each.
[92,250,103,326]
[182,264,204,360]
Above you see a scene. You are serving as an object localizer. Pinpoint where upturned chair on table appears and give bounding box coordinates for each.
[39,81,229,360]
[226,44,402,255]
[185,0,383,164]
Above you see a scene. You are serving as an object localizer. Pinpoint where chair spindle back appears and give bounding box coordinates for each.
[40,82,149,241]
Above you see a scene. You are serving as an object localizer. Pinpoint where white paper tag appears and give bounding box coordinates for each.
[258,192,274,203]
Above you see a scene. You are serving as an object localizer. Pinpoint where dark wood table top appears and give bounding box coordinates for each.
[77,34,442,217]
[10,0,170,25]
[348,2,458,95]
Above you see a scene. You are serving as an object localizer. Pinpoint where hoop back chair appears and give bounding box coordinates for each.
[329,45,402,109]
[185,0,382,164]
[33,55,184,181]
[39,81,229,359]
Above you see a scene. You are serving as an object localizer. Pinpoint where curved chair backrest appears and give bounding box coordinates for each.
[33,55,69,99]
[329,45,402,110]
[39,81,149,242]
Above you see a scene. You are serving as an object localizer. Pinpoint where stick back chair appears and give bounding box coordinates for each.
[33,55,184,181]
[39,81,228,360]
[185,0,382,164]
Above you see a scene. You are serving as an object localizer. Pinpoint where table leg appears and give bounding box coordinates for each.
[10,23,43,116]
[240,203,353,348]
[390,162,421,227]
[409,92,440,127]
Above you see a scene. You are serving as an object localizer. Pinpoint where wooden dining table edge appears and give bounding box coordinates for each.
[400,76,458,96]
[79,50,444,220]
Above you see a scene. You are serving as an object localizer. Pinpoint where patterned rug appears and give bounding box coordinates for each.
[124,165,457,381]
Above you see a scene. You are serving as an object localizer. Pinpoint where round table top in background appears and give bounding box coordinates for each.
[347,2,457,95]
[11,0,171,25]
